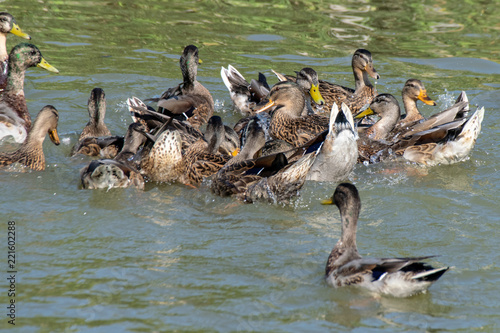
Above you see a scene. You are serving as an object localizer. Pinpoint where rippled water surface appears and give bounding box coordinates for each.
[2,0,500,332]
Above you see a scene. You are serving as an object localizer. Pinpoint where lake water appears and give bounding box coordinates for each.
[2,0,499,332]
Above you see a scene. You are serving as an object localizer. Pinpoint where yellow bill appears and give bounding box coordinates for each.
[10,23,31,40]
[354,107,374,119]
[321,198,334,205]
[231,148,240,157]
[49,129,60,145]
[309,84,325,105]
[255,99,275,113]
[417,89,437,106]
[37,57,59,73]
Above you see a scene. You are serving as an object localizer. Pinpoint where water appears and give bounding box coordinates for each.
[1,0,500,332]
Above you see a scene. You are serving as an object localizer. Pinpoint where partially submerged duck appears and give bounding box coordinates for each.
[211,118,320,204]
[0,43,58,143]
[0,12,31,91]
[0,105,60,171]
[138,112,231,186]
[80,122,146,190]
[319,49,379,114]
[71,88,115,157]
[305,103,358,182]
[322,183,449,297]
[221,64,270,116]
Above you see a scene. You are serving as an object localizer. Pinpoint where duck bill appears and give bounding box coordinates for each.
[255,99,275,113]
[365,64,380,80]
[10,23,31,40]
[37,57,59,73]
[320,198,334,205]
[418,89,437,106]
[49,129,60,145]
[354,107,374,119]
[231,148,240,157]
[309,84,325,106]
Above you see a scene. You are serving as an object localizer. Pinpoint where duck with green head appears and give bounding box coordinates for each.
[0,43,58,143]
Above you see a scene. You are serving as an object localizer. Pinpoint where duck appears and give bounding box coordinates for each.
[71,88,116,157]
[221,64,270,116]
[0,105,59,171]
[356,93,484,166]
[154,45,214,129]
[211,118,320,203]
[138,112,231,186]
[322,183,449,297]
[80,122,146,190]
[272,67,326,115]
[398,79,437,127]
[319,49,379,115]
[305,102,358,182]
[0,43,58,143]
[0,12,31,91]
[257,81,329,147]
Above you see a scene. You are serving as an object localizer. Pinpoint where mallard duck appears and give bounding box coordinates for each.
[272,67,326,116]
[0,12,31,91]
[0,105,59,171]
[398,79,436,127]
[71,88,115,157]
[305,103,358,182]
[257,81,329,147]
[80,122,146,190]
[357,94,484,166]
[221,64,270,116]
[127,96,204,151]
[322,183,449,297]
[0,43,58,143]
[319,49,379,114]
[204,115,239,156]
[212,118,321,203]
[139,114,231,186]
[154,45,214,129]
[401,90,469,137]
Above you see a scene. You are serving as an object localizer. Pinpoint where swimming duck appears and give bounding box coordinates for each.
[0,12,31,91]
[305,103,358,182]
[221,64,270,116]
[357,94,484,166]
[211,118,320,203]
[319,49,379,114]
[80,122,146,190]
[272,67,326,115]
[139,114,231,186]
[0,105,59,171]
[257,81,329,147]
[398,79,437,127]
[155,45,214,129]
[0,43,58,143]
[71,88,115,157]
[322,183,449,297]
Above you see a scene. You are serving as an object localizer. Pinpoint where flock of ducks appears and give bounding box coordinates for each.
[0,12,486,297]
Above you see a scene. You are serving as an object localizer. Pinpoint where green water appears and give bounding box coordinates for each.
[1,0,499,332]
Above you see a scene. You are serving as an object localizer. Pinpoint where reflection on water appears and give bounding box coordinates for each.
[2,0,500,331]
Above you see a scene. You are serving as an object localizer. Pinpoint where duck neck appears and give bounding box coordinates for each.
[369,111,399,140]
[0,34,7,62]
[339,200,359,249]
[24,121,46,150]
[4,58,26,95]
[402,94,423,123]
[353,67,372,91]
